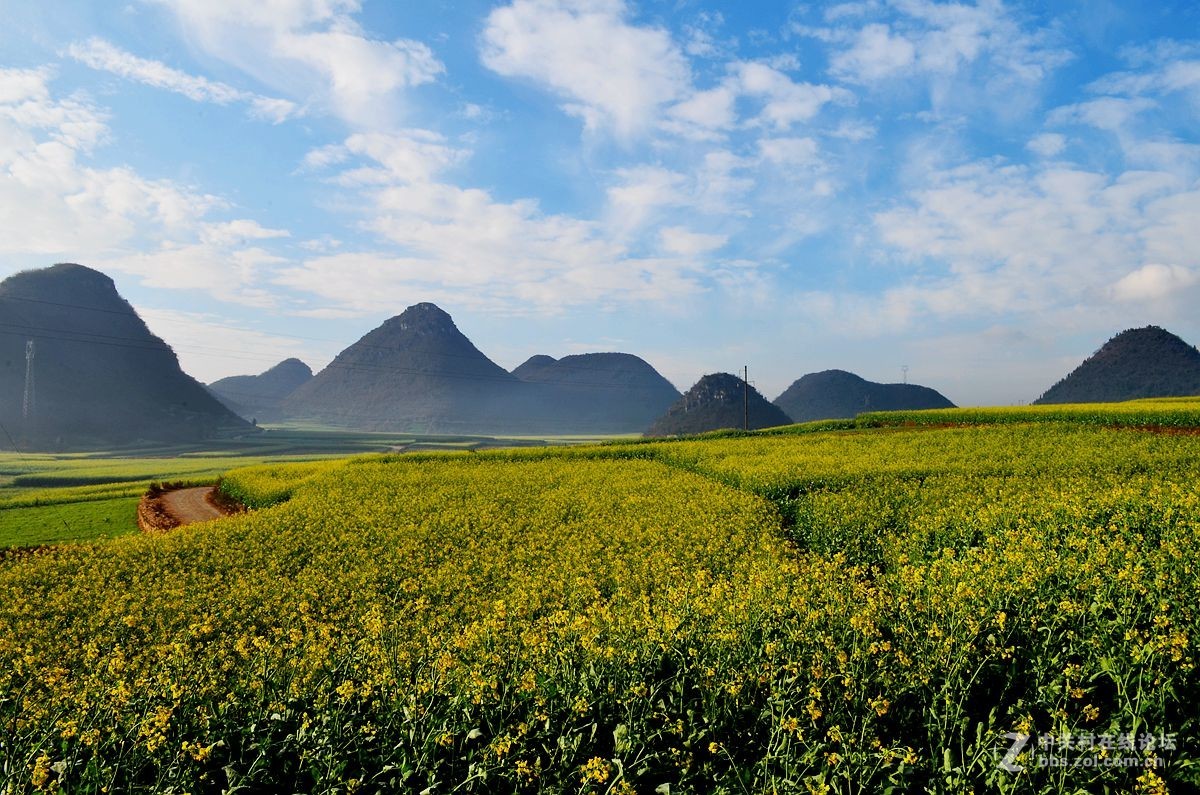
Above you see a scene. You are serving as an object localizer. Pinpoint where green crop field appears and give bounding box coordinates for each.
[0,497,139,550]
[2,403,1199,793]
[0,427,598,549]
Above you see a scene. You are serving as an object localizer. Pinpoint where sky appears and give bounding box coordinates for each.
[1,0,1198,406]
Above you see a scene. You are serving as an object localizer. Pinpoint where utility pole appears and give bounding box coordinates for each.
[901,365,909,385]
[743,365,749,431]
[22,340,34,420]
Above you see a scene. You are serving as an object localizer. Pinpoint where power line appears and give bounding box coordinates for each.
[0,294,678,391]
[0,326,676,395]
[0,293,644,374]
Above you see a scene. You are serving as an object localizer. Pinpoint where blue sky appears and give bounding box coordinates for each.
[1,0,1198,405]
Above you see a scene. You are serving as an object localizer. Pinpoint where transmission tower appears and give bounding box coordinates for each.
[901,365,909,385]
[743,365,749,431]
[22,340,34,420]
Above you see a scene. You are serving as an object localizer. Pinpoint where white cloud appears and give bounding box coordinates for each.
[480,0,690,138]
[603,150,757,239]
[137,306,331,383]
[659,226,727,256]
[1046,93,1200,173]
[680,10,731,60]
[105,241,287,307]
[0,69,50,104]
[867,157,1200,327]
[605,165,689,234]
[1088,47,1200,99]
[664,83,738,137]
[830,119,877,140]
[733,62,849,129]
[824,2,885,22]
[1026,132,1066,158]
[0,67,107,151]
[279,136,739,314]
[0,67,295,308]
[301,143,351,171]
[809,0,1071,120]
[200,219,290,246]
[271,31,441,126]
[333,130,468,184]
[479,2,845,145]
[65,37,299,122]
[1111,263,1199,302]
[831,23,915,82]
[758,136,820,166]
[0,69,212,254]
[1058,43,1200,173]
[1049,96,1155,131]
[693,149,755,214]
[151,0,443,130]
[1140,190,1200,267]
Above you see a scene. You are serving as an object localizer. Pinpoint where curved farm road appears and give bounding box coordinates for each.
[161,487,225,525]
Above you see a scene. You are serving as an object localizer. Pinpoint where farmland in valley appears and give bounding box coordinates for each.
[1,404,1198,792]
[0,428,603,549]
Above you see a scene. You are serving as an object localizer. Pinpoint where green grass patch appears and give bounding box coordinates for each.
[0,496,139,548]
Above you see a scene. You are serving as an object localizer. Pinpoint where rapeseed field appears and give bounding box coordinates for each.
[1,421,1196,793]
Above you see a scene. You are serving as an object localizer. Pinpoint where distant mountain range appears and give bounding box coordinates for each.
[282,303,679,434]
[0,264,251,449]
[209,358,313,423]
[646,373,791,436]
[283,302,527,433]
[1034,326,1200,404]
[8,264,1200,447]
[774,369,955,422]
[511,352,681,432]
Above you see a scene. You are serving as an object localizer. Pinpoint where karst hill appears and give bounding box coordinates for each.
[0,264,251,448]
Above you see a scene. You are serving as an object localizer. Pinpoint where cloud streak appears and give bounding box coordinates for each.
[149,0,444,130]
[66,37,299,122]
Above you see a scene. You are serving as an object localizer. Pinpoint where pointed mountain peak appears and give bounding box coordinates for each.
[266,358,313,378]
[684,372,755,401]
[383,302,458,335]
[646,372,792,437]
[1034,325,1200,404]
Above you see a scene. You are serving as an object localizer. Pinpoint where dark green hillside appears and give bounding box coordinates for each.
[645,372,792,436]
[282,302,529,433]
[0,264,251,449]
[210,358,313,423]
[511,352,680,432]
[774,369,955,422]
[1034,326,1200,404]
[285,303,682,435]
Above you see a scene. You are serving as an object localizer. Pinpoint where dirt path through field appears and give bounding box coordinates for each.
[160,487,225,525]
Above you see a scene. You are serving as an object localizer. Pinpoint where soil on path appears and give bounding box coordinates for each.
[162,487,225,525]
[138,486,236,532]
